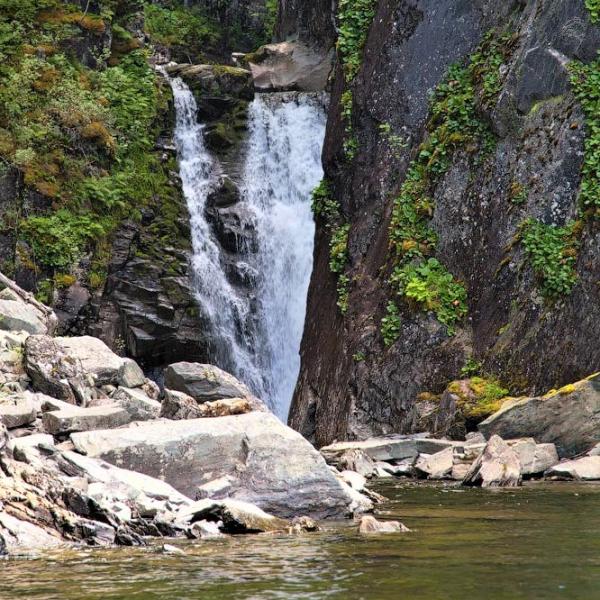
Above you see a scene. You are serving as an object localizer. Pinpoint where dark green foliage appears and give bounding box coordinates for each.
[520,219,579,299]
[311,179,339,221]
[20,210,107,269]
[569,56,600,213]
[337,0,377,81]
[311,178,351,314]
[0,1,182,289]
[143,2,219,51]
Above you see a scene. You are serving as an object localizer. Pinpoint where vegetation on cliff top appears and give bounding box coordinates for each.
[0,0,181,299]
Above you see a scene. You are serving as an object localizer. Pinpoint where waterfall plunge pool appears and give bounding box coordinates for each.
[4,480,599,599]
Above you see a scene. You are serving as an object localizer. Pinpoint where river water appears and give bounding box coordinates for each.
[3,481,599,599]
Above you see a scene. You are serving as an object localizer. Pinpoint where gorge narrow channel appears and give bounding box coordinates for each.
[168,75,326,419]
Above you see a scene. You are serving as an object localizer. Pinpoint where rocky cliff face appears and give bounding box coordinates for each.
[290,0,600,445]
[0,1,269,369]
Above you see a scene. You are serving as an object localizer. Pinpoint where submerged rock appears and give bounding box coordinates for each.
[462,435,521,488]
[177,498,289,534]
[358,515,409,534]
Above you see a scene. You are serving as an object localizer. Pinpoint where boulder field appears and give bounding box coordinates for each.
[0,284,370,556]
[2,280,600,556]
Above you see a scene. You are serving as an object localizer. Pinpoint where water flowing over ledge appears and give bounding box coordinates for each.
[166,74,326,420]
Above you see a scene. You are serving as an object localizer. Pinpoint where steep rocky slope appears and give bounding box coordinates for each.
[291,0,600,445]
[0,0,271,367]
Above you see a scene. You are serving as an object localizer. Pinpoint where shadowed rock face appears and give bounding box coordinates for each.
[290,0,600,446]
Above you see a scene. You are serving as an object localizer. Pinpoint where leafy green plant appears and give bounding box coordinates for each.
[379,122,407,158]
[337,0,377,81]
[143,2,219,50]
[520,219,579,299]
[329,223,350,274]
[391,258,467,334]
[311,179,339,221]
[382,31,514,341]
[570,55,600,212]
[585,0,600,23]
[353,351,366,362]
[337,274,350,314]
[381,301,401,346]
[469,30,515,108]
[460,356,483,377]
[509,181,528,205]
[20,209,106,269]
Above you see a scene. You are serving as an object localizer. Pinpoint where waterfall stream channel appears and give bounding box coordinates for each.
[166,74,327,420]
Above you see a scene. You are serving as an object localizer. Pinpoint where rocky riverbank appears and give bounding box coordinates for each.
[0,280,372,557]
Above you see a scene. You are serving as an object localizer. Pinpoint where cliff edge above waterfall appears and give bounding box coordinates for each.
[291,0,600,446]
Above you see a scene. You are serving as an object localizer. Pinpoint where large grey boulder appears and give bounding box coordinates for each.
[248,41,333,92]
[56,336,127,387]
[24,335,87,403]
[163,362,252,403]
[545,456,600,480]
[42,404,131,435]
[462,435,521,488]
[414,447,454,479]
[0,299,47,334]
[70,412,366,519]
[479,377,600,457]
[508,439,559,476]
[111,387,161,421]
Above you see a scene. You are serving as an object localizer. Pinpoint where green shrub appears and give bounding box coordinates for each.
[520,219,579,299]
[20,209,107,269]
[329,223,350,273]
[143,3,219,50]
[311,179,339,221]
[390,258,467,335]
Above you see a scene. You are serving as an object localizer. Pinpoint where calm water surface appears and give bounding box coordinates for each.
[2,481,599,600]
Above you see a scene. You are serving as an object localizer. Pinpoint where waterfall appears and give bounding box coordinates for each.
[167,72,326,420]
[241,93,326,419]
[169,76,264,394]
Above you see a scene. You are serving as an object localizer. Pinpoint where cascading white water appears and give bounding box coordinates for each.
[166,71,326,420]
[168,75,264,393]
[241,93,326,419]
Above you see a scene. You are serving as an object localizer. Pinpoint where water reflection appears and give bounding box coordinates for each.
[2,481,600,600]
